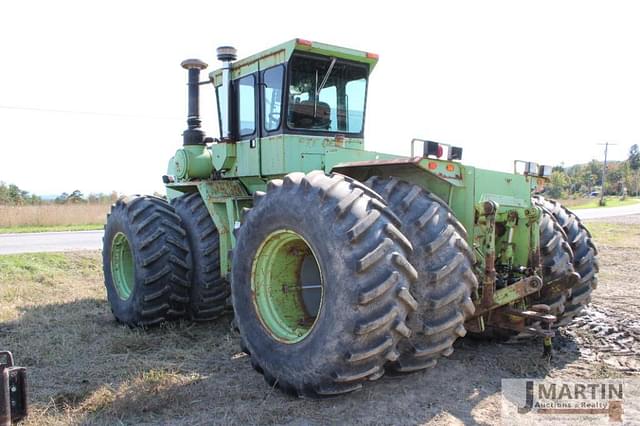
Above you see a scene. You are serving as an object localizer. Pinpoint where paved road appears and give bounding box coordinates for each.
[574,202,640,220]
[0,203,638,255]
[0,230,103,255]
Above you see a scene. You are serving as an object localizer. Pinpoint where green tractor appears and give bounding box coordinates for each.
[102,39,598,397]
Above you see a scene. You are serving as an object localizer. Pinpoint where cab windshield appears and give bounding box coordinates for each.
[286,55,367,134]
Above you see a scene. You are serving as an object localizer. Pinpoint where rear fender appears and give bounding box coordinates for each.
[331,156,464,206]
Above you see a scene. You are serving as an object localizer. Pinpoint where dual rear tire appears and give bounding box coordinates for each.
[363,177,478,373]
[533,196,599,326]
[231,174,482,396]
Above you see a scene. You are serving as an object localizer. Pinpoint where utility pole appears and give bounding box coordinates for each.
[597,142,617,206]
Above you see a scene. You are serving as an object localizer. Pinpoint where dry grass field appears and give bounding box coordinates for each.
[1,217,639,425]
[0,204,108,231]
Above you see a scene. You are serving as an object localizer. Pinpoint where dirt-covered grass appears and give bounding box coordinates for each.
[585,220,640,247]
[0,252,243,425]
[1,216,638,425]
[583,216,640,318]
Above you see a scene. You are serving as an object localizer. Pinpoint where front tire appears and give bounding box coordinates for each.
[103,195,191,326]
[232,171,418,397]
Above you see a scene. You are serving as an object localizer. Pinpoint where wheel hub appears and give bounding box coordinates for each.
[111,232,135,300]
[251,230,324,344]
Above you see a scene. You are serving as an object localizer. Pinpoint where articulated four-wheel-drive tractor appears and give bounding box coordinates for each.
[102,39,598,397]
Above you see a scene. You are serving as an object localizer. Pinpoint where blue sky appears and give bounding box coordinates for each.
[1,1,638,195]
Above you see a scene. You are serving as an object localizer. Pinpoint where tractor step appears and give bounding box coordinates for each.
[0,351,27,426]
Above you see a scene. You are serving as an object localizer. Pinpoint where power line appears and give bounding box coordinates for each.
[0,105,182,120]
[597,142,618,206]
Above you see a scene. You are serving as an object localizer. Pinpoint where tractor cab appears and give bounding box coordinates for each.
[183,39,385,184]
[210,39,377,142]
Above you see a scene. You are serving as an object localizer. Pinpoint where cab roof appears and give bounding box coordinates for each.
[210,38,379,85]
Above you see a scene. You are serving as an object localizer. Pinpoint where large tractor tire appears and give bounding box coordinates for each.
[103,195,191,326]
[533,196,599,326]
[364,177,478,372]
[231,171,418,397]
[536,205,577,317]
[172,193,230,321]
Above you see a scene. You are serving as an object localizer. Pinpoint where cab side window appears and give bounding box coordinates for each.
[263,66,284,132]
[237,75,255,137]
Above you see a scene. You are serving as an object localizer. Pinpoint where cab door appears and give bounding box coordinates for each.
[258,64,286,176]
[234,73,260,176]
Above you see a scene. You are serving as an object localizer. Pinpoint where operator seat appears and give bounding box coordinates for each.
[289,100,331,129]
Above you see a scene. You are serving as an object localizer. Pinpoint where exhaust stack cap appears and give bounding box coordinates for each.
[216,46,237,62]
[181,58,208,70]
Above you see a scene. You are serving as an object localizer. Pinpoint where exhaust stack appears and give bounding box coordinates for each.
[180,58,208,146]
[216,46,237,140]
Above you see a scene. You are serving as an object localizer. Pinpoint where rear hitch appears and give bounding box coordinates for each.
[478,304,557,357]
[530,304,555,360]
[0,352,27,425]
[502,306,557,359]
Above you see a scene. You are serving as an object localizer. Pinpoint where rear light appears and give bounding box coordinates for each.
[514,160,550,178]
[414,139,464,162]
[446,164,455,172]
[366,52,379,59]
[428,162,438,170]
[296,38,313,47]
[424,141,443,158]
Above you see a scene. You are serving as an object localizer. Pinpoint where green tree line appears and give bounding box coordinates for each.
[53,190,119,205]
[0,182,119,206]
[0,182,41,205]
[545,144,640,199]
